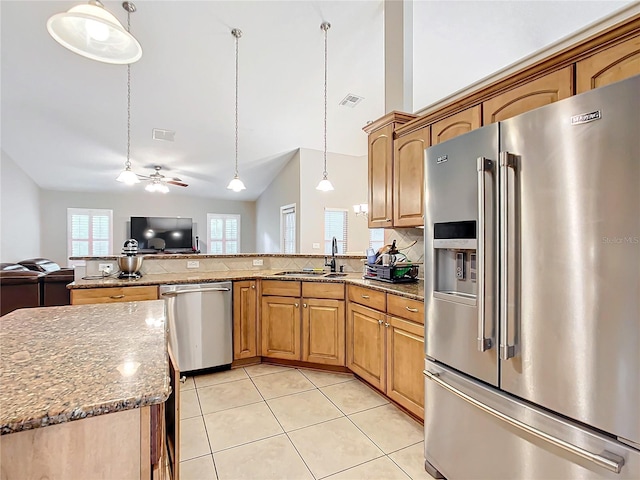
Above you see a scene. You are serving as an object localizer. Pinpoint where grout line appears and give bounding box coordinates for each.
[193,382,220,479]
[315,454,387,480]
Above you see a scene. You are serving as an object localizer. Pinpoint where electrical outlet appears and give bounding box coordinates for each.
[252,259,263,266]
[187,260,199,269]
[98,263,112,275]
[312,243,320,249]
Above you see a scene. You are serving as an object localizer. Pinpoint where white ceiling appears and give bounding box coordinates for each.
[1,1,633,201]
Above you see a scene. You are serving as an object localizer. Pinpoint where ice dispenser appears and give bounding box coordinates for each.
[433,221,477,305]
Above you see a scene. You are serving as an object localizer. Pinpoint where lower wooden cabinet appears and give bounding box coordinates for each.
[261,281,346,366]
[70,285,158,305]
[303,298,345,366]
[346,287,425,419]
[233,280,258,360]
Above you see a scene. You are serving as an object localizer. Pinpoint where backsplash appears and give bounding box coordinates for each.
[384,228,424,264]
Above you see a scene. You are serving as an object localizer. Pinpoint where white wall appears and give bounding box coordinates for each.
[255,151,301,253]
[39,190,256,266]
[299,149,369,255]
[0,151,41,262]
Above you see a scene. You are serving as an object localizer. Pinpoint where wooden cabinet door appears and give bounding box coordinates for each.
[261,296,300,360]
[431,105,482,145]
[346,302,386,391]
[302,298,345,366]
[483,66,573,124]
[576,34,640,93]
[393,126,429,227]
[233,280,258,360]
[386,316,425,419]
[368,124,394,228]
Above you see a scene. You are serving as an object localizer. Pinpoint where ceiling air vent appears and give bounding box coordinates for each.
[152,128,176,142]
[339,94,364,108]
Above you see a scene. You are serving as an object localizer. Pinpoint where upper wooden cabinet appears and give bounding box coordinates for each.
[393,127,430,228]
[367,123,394,228]
[483,66,574,124]
[431,105,482,145]
[576,33,640,93]
[364,112,418,229]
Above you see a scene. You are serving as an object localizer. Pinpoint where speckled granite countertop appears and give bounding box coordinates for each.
[69,271,424,301]
[0,301,170,435]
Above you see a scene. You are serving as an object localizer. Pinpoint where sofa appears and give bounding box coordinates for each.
[0,264,44,316]
[18,258,74,307]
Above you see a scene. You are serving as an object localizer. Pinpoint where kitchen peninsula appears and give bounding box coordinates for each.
[0,301,171,479]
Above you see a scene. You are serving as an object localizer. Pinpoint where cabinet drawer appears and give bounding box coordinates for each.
[387,294,424,325]
[347,285,386,312]
[261,280,301,297]
[71,286,158,305]
[302,281,344,300]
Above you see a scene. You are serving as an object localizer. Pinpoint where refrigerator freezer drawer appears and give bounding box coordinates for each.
[424,359,640,480]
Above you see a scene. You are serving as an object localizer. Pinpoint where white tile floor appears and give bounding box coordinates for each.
[179,364,436,480]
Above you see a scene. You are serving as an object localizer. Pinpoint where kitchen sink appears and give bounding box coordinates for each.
[323,273,347,278]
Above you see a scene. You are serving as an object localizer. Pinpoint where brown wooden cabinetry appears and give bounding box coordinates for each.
[483,66,574,124]
[431,105,482,145]
[346,285,425,419]
[576,33,640,93]
[261,281,346,366]
[70,285,158,305]
[393,127,430,227]
[367,123,394,228]
[233,280,258,360]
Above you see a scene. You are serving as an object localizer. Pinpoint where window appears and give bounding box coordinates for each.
[280,204,296,254]
[207,214,241,254]
[369,228,385,251]
[324,208,348,254]
[67,208,113,266]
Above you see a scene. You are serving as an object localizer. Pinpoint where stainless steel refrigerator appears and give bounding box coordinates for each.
[423,74,639,480]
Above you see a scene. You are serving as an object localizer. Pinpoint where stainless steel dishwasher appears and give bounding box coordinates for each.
[160,282,232,373]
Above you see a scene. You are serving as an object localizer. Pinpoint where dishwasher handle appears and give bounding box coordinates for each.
[161,287,231,297]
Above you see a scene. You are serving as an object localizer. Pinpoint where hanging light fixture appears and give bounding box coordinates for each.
[47,1,142,65]
[227,28,246,192]
[116,3,140,185]
[316,21,334,192]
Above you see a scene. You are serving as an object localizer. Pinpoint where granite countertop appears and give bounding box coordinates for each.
[69,271,424,301]
[0,301,170,435]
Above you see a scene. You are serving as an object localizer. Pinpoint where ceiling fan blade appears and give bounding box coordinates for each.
[167,180,188,187]
[169,177,183,182]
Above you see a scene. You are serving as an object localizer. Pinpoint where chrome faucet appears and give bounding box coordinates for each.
[325,236,338,272]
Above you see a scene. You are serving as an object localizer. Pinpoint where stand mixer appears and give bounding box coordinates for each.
[118,239,143,279]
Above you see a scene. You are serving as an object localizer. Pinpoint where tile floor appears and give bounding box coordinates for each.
[179,364,436,480]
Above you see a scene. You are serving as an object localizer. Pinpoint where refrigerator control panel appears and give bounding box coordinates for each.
[456,252,465,280]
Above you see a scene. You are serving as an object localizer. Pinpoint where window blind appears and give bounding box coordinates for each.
[207,214,241,254]
[67,208,113,265]
[324,208,348,254]
[281,204,296,254]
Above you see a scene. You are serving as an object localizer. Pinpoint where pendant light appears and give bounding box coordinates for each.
[47,1,142,65]
[316,22,334,192]
[116,4,140,185]
[227,28,246,192]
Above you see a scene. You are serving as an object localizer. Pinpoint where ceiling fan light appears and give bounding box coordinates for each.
[145,182,156,193]
[158,183,170,194]
[227,175,246,192]
[116,168,140,184]
[46,1,142,65]
[316,177,334,192]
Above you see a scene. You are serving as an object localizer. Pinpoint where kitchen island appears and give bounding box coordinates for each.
[0,301,171,479]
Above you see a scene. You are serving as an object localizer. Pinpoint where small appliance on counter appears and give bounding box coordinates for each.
[118,239,143,279]
[364,240,419,283]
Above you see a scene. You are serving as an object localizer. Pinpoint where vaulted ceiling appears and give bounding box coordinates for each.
[1,1,632,200]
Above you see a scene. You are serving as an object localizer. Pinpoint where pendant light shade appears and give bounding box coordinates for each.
[47,1,142,65]
[116,167,139,185]
[227,28,246,192]
[316,22,334,192]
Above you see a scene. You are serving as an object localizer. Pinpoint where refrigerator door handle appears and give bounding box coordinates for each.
[424,369,626,474]
[500,152,516,360]
[477,156,494,352]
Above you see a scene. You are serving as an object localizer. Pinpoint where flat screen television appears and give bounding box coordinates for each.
[130,216,193,252]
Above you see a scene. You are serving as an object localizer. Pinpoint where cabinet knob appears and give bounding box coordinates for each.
[179,376,186,384]
[384,322,390,328]
[361,294,370,299]
[303,303,308,308]
[294,303,299,308]
[251,284,255,289]
[378,319,384,325]
[385,218,392,222]
[406,306,419,313]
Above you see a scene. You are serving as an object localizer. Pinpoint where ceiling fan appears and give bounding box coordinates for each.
[138,166,188,193]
